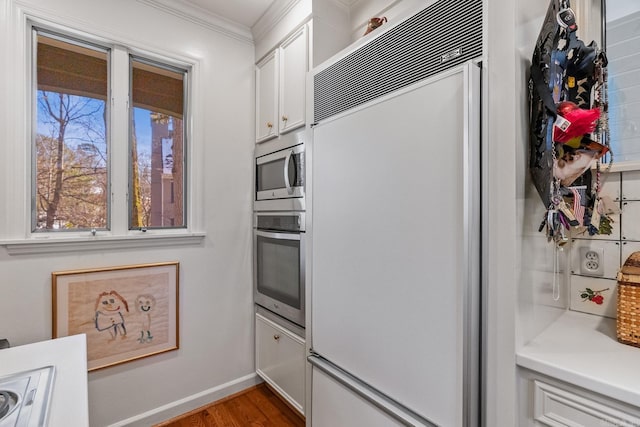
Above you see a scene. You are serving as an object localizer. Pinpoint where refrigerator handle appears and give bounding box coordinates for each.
[308,354,437,427]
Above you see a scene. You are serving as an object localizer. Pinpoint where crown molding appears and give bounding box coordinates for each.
[137,0,254,44]
[251,0,302,41]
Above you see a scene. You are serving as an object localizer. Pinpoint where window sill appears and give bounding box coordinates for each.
[598,160,640,173]
[0,232,206,256]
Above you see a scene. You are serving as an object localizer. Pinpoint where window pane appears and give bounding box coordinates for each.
[130,58,186,229]
[34,33,109,231]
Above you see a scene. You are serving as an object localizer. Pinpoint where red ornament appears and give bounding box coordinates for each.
[553,101,600,143]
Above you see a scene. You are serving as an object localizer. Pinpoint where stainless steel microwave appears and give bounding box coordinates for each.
[253,211,305,327]
[254,133,305,211]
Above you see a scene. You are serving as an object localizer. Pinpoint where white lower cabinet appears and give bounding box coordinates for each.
[521,371,640,426]
[255,312,305,415]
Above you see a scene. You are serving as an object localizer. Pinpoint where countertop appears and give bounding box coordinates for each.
[0,334,89,427]
[516,310,640,407]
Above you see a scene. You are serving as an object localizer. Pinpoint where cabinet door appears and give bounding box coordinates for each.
[278,25,308,134]
[256,50,279,142]
[255,313,305,414]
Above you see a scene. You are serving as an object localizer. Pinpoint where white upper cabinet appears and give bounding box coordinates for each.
[255,23,309,143]
[255,50,278,142]
[278,24,308,134]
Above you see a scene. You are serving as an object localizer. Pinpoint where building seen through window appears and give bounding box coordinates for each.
[130,58,186,229]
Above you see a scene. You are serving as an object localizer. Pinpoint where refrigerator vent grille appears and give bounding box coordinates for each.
[313,0,482,123]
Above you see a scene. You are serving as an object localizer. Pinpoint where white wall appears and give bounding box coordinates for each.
[310,0,351,67]
[352,0,427,38]
[515,1,569,351]
[0,0,257,425]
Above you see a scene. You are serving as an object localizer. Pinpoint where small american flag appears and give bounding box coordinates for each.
[570,187,586,226]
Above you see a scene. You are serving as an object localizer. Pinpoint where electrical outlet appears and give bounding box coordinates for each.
[579,247,605,277]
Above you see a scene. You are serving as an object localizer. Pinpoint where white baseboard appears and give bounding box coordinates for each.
[107,372,262,427]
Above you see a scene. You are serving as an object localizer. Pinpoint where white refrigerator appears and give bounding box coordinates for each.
[307,3,482,424]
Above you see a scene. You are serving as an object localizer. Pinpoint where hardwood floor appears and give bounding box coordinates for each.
[154,383,305,427]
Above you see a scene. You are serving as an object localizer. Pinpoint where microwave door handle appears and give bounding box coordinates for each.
[283,149,293,194]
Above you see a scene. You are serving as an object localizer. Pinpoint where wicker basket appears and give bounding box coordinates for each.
[616,252,640,347]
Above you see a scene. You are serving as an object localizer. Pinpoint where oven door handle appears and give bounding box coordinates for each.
[256,230,301,241]
[283,149,293,194]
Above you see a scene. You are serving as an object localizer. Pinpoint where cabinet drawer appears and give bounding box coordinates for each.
[534,380,640,426]
[255,313,305,414]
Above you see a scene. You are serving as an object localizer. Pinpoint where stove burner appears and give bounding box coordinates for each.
[0,392,7,419]
[0,390,18,420]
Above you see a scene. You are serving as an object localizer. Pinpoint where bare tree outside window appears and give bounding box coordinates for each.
[34,34,108,231]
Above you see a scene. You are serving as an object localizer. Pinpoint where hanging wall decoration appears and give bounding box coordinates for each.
[528,0,610,245]
[52,262,179,371]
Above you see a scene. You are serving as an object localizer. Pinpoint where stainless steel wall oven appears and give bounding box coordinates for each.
[253,211,305,327]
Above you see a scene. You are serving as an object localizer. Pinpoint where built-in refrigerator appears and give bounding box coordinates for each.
[307,0,483,425]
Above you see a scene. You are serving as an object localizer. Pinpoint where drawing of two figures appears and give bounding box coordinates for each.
[94,291,156,344]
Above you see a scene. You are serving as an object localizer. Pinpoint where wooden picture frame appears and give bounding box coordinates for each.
[52,262,179,371]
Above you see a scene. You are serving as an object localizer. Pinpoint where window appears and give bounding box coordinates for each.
[34,33,109,231]
[605,2,640,162]
[32,28,188,234]
[130,58,186,229]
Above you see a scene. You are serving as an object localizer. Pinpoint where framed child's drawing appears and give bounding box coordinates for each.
[52,262,179,371]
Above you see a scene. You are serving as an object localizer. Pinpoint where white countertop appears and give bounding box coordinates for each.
[0,334,89,427]
[517,310,640,407]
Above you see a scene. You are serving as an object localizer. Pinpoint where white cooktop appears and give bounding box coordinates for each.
[0,335,88,427]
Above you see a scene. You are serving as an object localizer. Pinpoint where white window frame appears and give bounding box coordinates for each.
[32,28,113,233]
[0,8,205,255]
